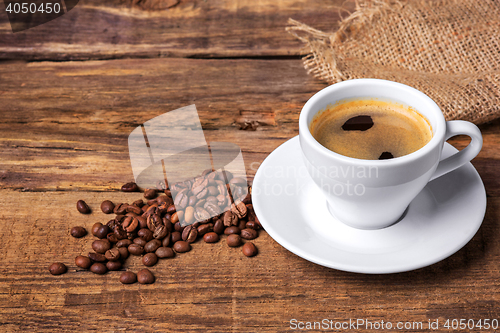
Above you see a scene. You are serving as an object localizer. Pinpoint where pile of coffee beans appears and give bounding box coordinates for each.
[49,169,262,285]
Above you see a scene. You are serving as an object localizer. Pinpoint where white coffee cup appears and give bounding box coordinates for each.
[299,79,483,229]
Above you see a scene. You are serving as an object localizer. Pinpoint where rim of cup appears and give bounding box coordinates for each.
[299,78,446,166]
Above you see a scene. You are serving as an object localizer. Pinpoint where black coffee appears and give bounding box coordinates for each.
[310,99,432,160]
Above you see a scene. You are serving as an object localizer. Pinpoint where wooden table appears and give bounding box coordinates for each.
[1,0,499,331]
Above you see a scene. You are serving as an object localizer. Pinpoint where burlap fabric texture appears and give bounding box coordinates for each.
[287,0,500,124]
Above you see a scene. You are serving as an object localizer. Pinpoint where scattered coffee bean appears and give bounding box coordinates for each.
[88,252,107,262]
[92,239,111,254]
[224,226,240,235]
[155,247,175,258]
[75,255,92,269]
[242,242,258,257]
[116,239,132,248]
[144,239,162,253]
[137,228,154,242]
[171,231,182,243]
[246,220,260,230]
[137,269,155,284]
[161,236,171,247]
[49,262,67,275]
[121,182,139,192]
[128,244,144,256]
[90,262,108,275]
[173,241,191,253]
[144,189,157,199]
[241,228,258,240]
[106,261,122,271]
[197,223,213,236]
[226,234,242,247]
[70,226,87,238]
[118,247,129,260]
[133,237,147,247]
[93,224,110,239]
[76,200,91,214]
[105,248,121,261]
[100,200,115,214]
[203,232,219,243]
[213,219,224,234]
[142,253,158,267]
[107,232,119,243]
[120,271,137,284]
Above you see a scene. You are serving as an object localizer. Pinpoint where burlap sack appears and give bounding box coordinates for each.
[287,0,500,124]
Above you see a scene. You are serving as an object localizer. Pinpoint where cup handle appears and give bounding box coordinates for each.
[430,120,483,181]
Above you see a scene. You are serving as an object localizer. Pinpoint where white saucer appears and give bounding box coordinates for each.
[252,136,486,274]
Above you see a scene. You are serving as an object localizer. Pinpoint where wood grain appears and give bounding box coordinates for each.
[0,190,498,332]
[0,0,353,60]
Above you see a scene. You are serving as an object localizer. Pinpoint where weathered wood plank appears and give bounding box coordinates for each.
[1,58,498,197]
[0,0,353,60]
[0,190,498,332]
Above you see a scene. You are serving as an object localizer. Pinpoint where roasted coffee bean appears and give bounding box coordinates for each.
[147,213,162,232]
[174,191,189,209]
[197,223,213,236]
[128,244,144,256]
[163,218,173,232]
[106,261,122,271]
[223,211,239,227]
[118,247,129,260]
[121,216,133,229]
[231,186,246,202]
[187,195,197,207]
[229,177,247,186]
[92,222,103,236]
[100,200,115,214]
[137,269,155,284]
[137,228,154,242]
[105,248,121,261]
[76,200,91,214]
[213,219,224,234]
[171,231,182,243]
[126,205,142,215]
[120,271,137,284]
[224,226,240,235]
[184,206,195,224]
[186,227,198,243]
[114,225,127,240]
[142,253,158,267]
[195,188,208,200]
[116,239,132,248]
[88,252,107,262]
[194,206,211,221]
[238,219,247,230]
[204,202,221,216]
[241,228,258,240]
[203,232,219,243]
[125,217,139,233]
[133,237,147,247]
[70,226,87,238]
[181,225,194,241]
[242,242,258,257]
[144,188,157,199]
[242,191,252,205]
[137,216,148,229]
[171,211,184,224]
[113,203,128,215]
[155,247,175,259]
[231,201,247,219]
[173,240,191,253]
[121,182,139,192]
[174,222,183,232]
[153,225,169,240]
[107,232,119,243]
[226,234,242,247]
[90,262,108,275]
[195,199,206,207]
[219,170,233,182]
[75,255,92,269]
[92,239,111,254]
[157,195,173,206]
[161,235,171,247]
[166,204,176,215]
[246,220,260,230]
[133,199,145,207]
[205,196,218,206]
[207,186,218,196]
[144,239,162,253]
[49,262,67,275]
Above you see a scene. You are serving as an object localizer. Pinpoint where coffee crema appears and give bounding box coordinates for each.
[310,99,433,160]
